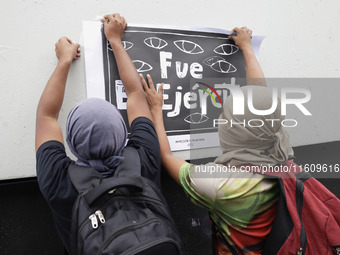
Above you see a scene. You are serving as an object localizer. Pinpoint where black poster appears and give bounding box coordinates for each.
[102,25,246,150]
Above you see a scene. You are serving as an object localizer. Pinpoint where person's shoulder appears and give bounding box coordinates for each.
[130,116,154,128]
[36,140,72,178]
[128,116,158,145]
[36,140,65,155]
[36,140,74,201]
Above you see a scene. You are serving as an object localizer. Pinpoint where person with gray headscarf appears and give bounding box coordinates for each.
[66,98,127,177]
[143,27,291,254]
[35,14,162,254]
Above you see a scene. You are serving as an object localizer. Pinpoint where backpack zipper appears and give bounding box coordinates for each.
[336,247,340,255]
[88,210,106,229]
[96,217,161,255]
[89,214,98,229]
[95,210,106,224]
[297,247,303,255]
[77,194,171,239]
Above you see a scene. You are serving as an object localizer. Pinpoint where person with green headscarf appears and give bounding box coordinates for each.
[142,27,292,255]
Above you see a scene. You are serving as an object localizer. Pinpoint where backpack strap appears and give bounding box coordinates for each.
[113,146,141,178]
[68,147,141,193]
[68,163,102,194]
[262,180,294,254]
[262,172,308,254]
[68,147,143,204]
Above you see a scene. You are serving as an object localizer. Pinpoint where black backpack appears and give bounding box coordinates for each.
[68,147,182,255]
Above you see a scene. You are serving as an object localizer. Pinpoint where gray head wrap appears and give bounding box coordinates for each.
[215,86,294,167]
[66,98,127,177]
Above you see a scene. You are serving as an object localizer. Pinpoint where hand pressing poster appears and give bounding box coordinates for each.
[83,21,264,151]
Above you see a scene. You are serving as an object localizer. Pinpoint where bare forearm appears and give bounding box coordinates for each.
[229,27,266,86]
[151,109,172,157]
[37,60,71,119]
[110,40,143,95]
[242,46,266,86]
[141,72,186,184]
[151,108,185,184]
[35,36,79,151]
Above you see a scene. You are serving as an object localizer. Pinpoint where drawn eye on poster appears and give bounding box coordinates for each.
[83,21,264,151]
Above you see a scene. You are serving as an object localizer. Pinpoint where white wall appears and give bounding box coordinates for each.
[1,0,339,180]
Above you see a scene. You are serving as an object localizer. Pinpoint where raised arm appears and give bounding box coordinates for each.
[35,37,80,152]
[229,27,266,86]
[139,27,265,184]
[101,14,152,125]
[141,75,186,184]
